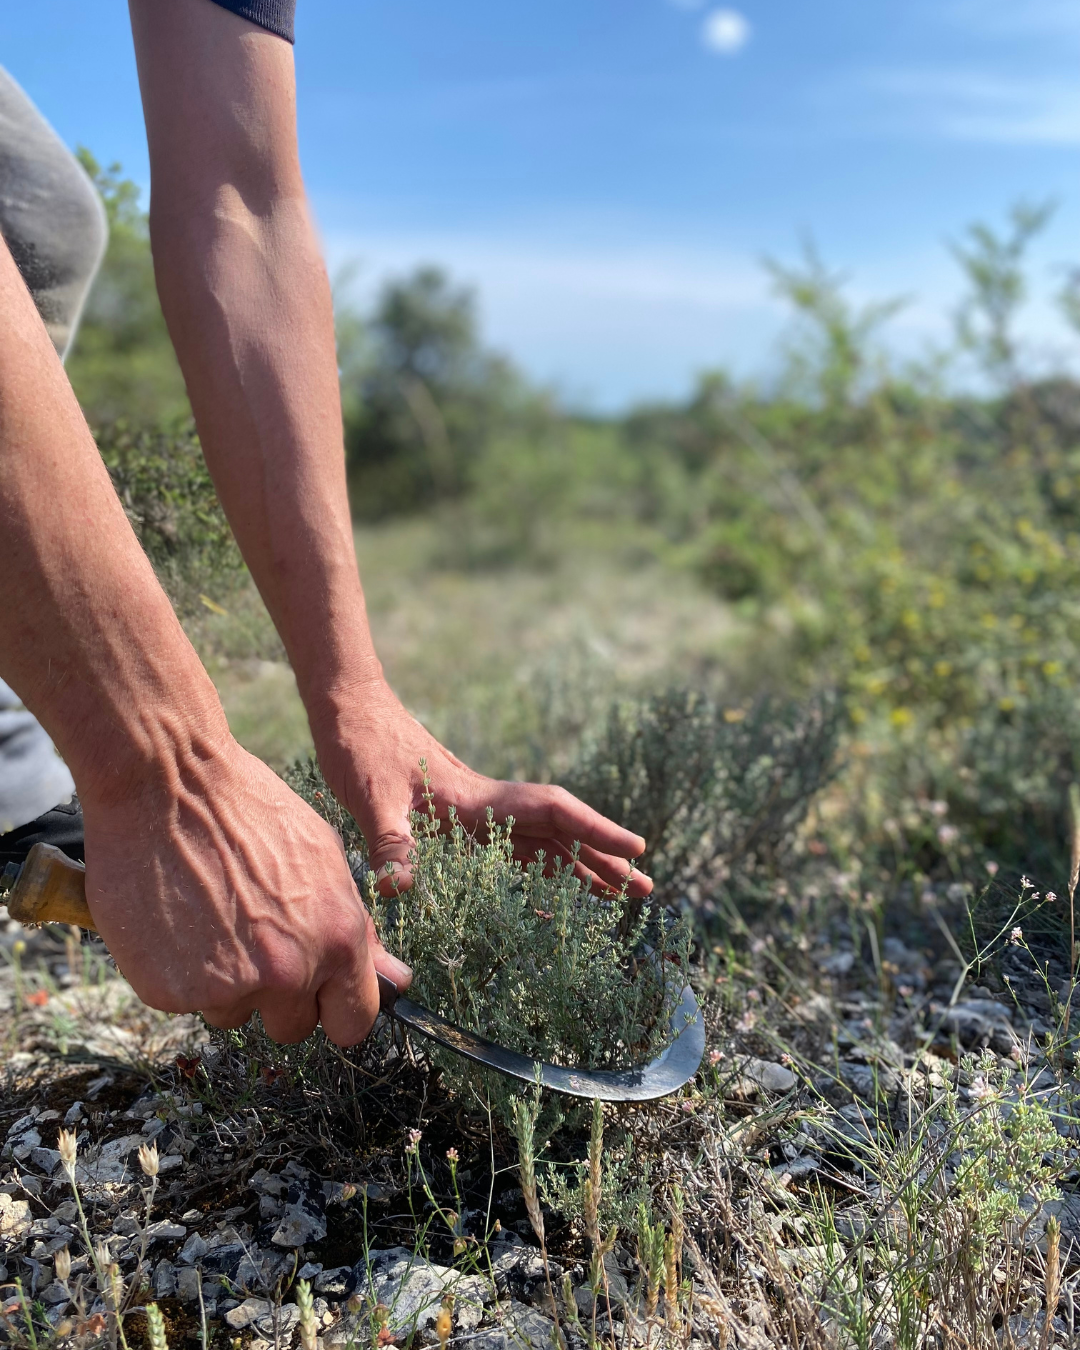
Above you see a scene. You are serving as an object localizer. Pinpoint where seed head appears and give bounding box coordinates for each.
[54,1247,72,1285]
[339,1183,357,1202]
[57,1128,78,1180]
[138,1142,160,1177]
[11,940,25,959]
[345,1294,364,1316]
[146,1301,169,1350]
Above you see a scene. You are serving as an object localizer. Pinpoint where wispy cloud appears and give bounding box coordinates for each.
[864,67,1080,145]
[941,0,1080,40]
[701,9,751,55]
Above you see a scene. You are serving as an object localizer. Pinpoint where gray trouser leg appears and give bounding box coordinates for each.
[0,67,107,359]
[0,68,108,831]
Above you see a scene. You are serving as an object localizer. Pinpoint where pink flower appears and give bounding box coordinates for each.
[1010,927,1023,944]
[986,861,999,877]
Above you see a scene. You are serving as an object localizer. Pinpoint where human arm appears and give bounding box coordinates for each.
[129,0,653,896]
[0,233,408,1044]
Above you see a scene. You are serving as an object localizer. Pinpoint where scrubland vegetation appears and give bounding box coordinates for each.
[5,164,1080,1348]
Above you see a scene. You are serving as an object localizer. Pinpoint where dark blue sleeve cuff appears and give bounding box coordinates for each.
[207,0,296,43]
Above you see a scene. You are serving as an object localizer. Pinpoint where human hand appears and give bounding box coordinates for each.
[79,736,411,1046]
[311,678,653,897]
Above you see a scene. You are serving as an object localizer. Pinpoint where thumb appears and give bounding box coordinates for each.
[355,794,417,897]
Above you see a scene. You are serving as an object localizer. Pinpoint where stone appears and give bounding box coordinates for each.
[271,1202,326,1248]
[10,1128,41,1162]
[40,1282,69,1306]
[839,1062,901,1102]
[313,1266,354,1300]
[501,1301,559,1350]
[259,1194,282,1220]
[225,1298,273,1330]
[63,1103,83,1126]
[297,1262,322,1281]
[145,1221,187,1243]
[30,1147,61,1174]
[202,1243,246,1276]
[254,1304,300,1339]
[178,1232,209,1265]
[734,1057,796,1095]
[940,1000,1017,1053]
[153,1260,177,1299]
[76,1135,146,1185]
[177,1267,202,1303]
[570,1254,629,1315]
[0,1194,31,1238]
[818,950,854,976]
[358,1252,492,1338]
[157,1154,183,1173]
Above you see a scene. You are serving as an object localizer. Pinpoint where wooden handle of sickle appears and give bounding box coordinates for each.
[5,845,402,1014]
[6,843,97,930]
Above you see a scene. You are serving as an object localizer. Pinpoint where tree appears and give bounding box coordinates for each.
[950,199,1055,390]
[342,266,525,518]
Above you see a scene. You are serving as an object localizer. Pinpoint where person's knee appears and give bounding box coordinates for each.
[0,68,108,359]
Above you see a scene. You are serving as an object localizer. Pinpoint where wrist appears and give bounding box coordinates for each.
[51,647,233,813]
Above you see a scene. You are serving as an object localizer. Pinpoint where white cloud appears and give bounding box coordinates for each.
[321,225,773,408]
[942,0,1080,39]
[702,9,751,55]
[864,67,1080,145]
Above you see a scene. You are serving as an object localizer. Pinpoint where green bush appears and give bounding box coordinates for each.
[97,419,243,612]
[560,690,843,901]
[279,760,691,1122]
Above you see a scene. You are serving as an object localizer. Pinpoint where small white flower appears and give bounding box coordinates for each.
[1010,927,1023,944]
[1021,876,1032,890]
[969,1076,992,1101]
[1046,891,1058,903]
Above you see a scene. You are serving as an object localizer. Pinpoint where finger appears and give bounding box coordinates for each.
[317,902,409,1047]
[468,781,647,860]
[558,839,654,896]
[512,836,636,893]
[353,797,417,896]
[258,997,321,1046]
[511,837,653,898]
[199,1002,256,1032]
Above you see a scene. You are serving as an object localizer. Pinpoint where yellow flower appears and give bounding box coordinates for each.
[1043,661,1062,677]
[933,661,952,678]
[890,707,913,728]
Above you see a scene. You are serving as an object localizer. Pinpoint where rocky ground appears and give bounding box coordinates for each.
[5,878,1080,1350]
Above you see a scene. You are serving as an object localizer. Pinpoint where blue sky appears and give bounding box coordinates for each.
[2,0,1078,407]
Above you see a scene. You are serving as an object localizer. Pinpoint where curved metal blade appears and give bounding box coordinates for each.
[377,974,704,1102]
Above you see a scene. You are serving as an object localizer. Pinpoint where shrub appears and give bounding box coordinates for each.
[284,763,691,1120]
[559,690,843,902]
[97,419,244,612]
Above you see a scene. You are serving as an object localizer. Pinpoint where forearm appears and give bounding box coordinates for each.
[149,191,380,712]
[132,0,380,720]
[0,241,228,805]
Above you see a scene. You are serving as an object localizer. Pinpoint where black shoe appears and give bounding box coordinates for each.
[0,796,84,869]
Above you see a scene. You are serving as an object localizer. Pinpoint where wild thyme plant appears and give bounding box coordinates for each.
[366,782,691,1106]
